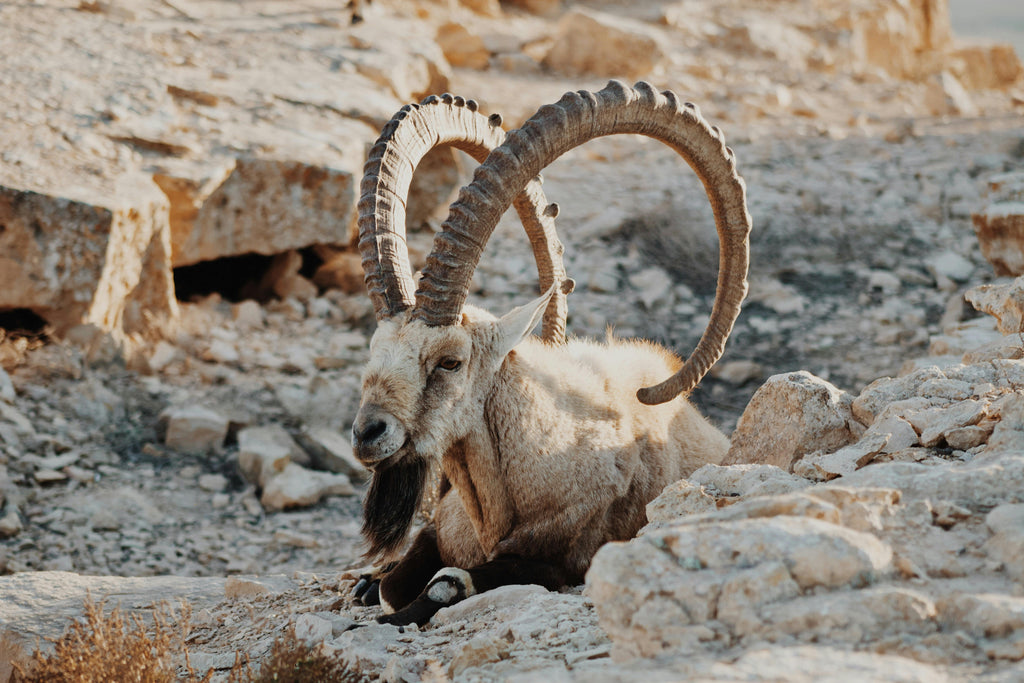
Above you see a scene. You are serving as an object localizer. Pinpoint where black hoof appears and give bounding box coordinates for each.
[352,577,381,606]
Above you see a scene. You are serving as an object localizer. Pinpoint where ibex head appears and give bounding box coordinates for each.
[352,81,751,559]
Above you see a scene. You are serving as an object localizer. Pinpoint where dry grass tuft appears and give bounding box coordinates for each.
[12,598,202,683]
[12,598,363,683]
[253,632,362,683]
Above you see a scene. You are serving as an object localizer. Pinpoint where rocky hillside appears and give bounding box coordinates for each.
[1,0,1024,681]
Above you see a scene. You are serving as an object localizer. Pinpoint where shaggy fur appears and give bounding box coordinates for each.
[352,289,729,601]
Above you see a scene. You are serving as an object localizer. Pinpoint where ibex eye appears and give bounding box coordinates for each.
[437,358,462,372]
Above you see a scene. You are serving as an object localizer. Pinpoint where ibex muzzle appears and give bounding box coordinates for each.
[351,404,406,467]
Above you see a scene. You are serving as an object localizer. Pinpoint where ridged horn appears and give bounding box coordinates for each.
[413,80,751,404]
[358,94,573,343]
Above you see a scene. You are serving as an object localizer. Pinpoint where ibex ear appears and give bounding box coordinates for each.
[495,285,555,357]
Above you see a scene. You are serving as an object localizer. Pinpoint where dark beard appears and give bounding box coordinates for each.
[361,455,429,561]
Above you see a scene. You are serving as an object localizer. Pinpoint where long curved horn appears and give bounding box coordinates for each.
[358,94,573,343]
[413,80,751,404]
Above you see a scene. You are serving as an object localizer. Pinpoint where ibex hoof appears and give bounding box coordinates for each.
[351,576,381,606]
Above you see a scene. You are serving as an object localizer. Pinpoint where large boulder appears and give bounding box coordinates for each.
[724,371,861,470]
[542,8,666,80]
[0,182,177,337]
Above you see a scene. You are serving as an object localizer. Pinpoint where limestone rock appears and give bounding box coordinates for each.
[543,8,666,80]
[0,182,177,337]
[237,424,309,488]
[973,201,1024,276]
[257,250,317,302]
[436,22,490,70]
[925,71,978,117]
[724,371,860,471]
[952,41,1024,91]
[938,593,1024,640]
[587,516,893,659]
[644,479,716,526]
[259,462,354,512]
[689,463,810,498]
[984,503,1024,580]
[502,0,560,15]
[852,366,948,425]
[0,368,15,403]
[966,278,1024,334]
[171,159,358,269]
[162,405,229,454]
[294,427,368,481]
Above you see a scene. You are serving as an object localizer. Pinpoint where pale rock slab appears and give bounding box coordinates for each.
[259,461,354,512]
[436,22,490,70]
[852,366,950,425]
[162,405,229,454]
[543,8,666,80]
[587,516,893,658]
[984,504,1024,580]
[688,463,810,498]
[724,371,860,470]
[644,479,716,526]
[294,426,368,481]
[166,157,362,270]
[753,585,937,644]
[0,369,14,403]
[0,181,177,336]
[966,277,1024,334]
[237,424,309,488]
[938,593,1024,640]
[974,201,1024,276]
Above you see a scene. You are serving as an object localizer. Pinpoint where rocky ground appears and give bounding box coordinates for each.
[2,0,1024,681]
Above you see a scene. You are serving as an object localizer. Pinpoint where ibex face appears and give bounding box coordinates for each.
[352,294,551,560]
[352,295,551,470]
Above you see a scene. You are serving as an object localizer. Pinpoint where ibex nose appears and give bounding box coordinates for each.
[352,405,405,465]
[354,418,387,445]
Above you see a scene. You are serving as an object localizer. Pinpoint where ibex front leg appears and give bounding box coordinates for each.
[352,524,444,613]
[377,555,566,626]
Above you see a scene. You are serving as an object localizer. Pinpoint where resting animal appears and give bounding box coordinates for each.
[349,80,751,626]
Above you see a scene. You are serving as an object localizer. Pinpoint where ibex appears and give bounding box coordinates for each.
[349,81,751,626]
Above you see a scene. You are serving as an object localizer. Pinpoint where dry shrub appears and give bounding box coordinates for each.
[12,598,203,683]
[12,598,362,683]
[253,632,362,683]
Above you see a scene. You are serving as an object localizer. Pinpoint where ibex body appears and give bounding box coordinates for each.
[350,82,751,625]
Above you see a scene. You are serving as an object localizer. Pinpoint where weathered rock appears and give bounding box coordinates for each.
[542,8,666,79]
[170,159,359,269]
[0,369,15,403]
[257,250,318,302]
[643,479,716,527]
[259,461,354,511]
[162,405,229,454]
[237,424,309,488]
[688,463,810,499]
[724,372,860,470]
[0,183,177,337]
[503,0,561,15]
[852,366,948,425]
[966,277,1024,334]
[984,504,1024,580]
[294,427,368,481]
[938,593,1024,640]
[974,202,1024,276]
[436,22,490,70]
[924,71,978,117]
[752,585,937,644]
[952,41,1024,91]
[587,516,892,659]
